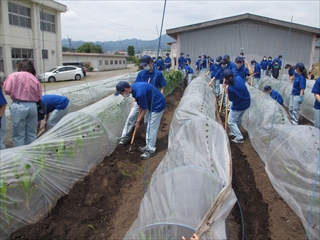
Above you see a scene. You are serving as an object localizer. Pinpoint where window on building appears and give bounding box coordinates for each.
[40,11,55,33]
[123,60,126,64]
[105,60,108,65]
[115,60,118,65]
[42,49,48,59]
[110,60,113,65]
[8,2,31,28]
[11,48,33,59]
[99,60,103,66]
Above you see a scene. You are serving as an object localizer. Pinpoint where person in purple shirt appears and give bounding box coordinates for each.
[0,85,7,149]
[263,85,284,105]
[4,59,42,147]
[115,81,166,159]
[289,62,306,125]
[311,77,320,129]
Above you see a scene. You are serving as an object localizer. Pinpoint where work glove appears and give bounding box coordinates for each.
[298,96,303,104]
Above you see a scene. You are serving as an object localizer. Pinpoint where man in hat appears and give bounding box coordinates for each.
[164,53,171,72]
[288,62,306,125]
[224,69,250,143]
[195,56,202,76]
[233,56,253,83]
[37,94,70,133]
[260,56,268,76]
[223,55,236,71]
[272,55,283,67]
[251,60,261,88]
[263,85,284,105]
[115,81,166,159]
[118,55,166,146]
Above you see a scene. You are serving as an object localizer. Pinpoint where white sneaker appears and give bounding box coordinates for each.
[231,139,244,144]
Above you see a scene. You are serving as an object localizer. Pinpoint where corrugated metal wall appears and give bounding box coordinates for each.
[179,20,314,68]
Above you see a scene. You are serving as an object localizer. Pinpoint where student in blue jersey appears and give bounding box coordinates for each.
[115,81,166,159]
[206,56,222,96]
[266,56,273,77]
[37,94,70,132]
[178,52,186,78]
[224,69,250,143]
[233,56,253,83]
[156,56,165,72]
[119,55,166,146]
[186,54,191,64]
[251,60,261,88]
[285,64,295,80]
[223,55,236,71]
[0,85,7,149]
[195,56,202,76]
[184,60,194,85]
[201,55,207,71]
[164,53,171,72]
[260,56,268,76]
[263,85,284,105]
[311,77,320,129]
[207,55,214,69]
[288,62,306,125]
[272,55,283,67]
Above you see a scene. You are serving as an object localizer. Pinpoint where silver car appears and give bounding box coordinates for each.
[38,66,84,82]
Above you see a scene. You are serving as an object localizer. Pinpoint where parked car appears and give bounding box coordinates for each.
[38,66,84,82]
[63,62,87,77]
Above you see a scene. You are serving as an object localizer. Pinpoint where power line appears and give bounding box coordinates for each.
[67,8,157,34]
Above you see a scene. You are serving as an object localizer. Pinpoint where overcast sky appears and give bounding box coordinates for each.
[55,0,320,42]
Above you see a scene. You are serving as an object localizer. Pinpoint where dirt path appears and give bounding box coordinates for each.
[10,87,306,240]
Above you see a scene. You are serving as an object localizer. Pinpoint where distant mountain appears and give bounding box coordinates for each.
[62,34,175,53]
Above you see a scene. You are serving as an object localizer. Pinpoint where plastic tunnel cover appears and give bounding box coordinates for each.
[242,84,319,239]
[0,93,132,240]
[125,117,236,240]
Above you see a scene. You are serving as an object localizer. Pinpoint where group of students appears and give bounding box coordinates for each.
[0,59,70,149]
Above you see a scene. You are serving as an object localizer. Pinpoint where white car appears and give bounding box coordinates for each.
[38,66,84,82]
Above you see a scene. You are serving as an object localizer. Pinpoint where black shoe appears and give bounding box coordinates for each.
[137,146,146,153]
[140,151,155,160]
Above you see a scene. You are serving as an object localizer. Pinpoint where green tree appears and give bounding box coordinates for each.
[77,43,103,53]
[127,46,135,56]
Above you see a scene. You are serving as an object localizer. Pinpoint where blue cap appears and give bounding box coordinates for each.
[223,55,230,60]
[223,69,234,79]
[166,53,169,56]
[251,60,256,64]
[216,56,222,62]
[114,81,130,96]
[295,62,304,71]
[181,52,184,55]
[139,55,151,67]
[263,85,272,92]
[219,60,226,65]
[235,56,244,63]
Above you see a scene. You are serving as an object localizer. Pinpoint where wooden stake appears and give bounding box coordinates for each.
[219,88,225,113]
[225,95,228,129]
